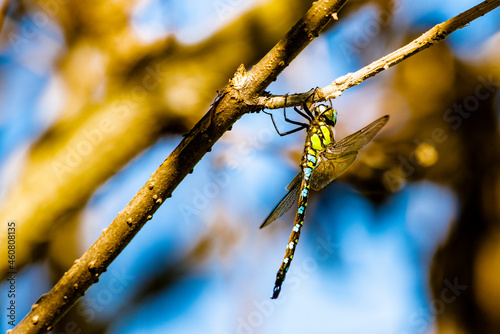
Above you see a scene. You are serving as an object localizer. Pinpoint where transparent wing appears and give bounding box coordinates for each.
[331,115,389,156]
[259,173,302,229]
[310,152,358,190]
[311,115,389,190]
[260,115,389,228]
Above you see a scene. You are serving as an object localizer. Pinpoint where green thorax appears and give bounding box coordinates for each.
[306,104,337,153]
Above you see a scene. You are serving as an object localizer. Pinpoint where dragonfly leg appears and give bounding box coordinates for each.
[294,106,312,120]
[301,103,314,119]
[283,93,310,125]
[292,106,311,121]
[299,88,320,119]
[263,110,307,136]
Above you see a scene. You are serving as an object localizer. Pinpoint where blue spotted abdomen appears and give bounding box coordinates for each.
[271,121,333,299]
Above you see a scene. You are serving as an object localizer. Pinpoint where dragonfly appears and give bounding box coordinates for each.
[261,101,389,299]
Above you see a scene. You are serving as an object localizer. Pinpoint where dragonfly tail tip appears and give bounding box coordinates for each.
[271,285,281,299]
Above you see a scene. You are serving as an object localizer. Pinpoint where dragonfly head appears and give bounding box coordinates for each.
[314,104,337,127]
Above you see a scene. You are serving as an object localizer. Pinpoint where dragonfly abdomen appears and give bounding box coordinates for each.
[272,122,333,299]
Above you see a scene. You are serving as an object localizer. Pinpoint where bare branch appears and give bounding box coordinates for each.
[11,0,348,332]
[256,0,500,109]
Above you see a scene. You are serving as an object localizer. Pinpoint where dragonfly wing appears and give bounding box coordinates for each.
[333,115,389,155]
[286,172,302,191]
[260,173,302,228]
[310,115,389,191]
[310,152,358,190]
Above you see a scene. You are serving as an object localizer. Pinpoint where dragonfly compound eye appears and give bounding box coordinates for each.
[315,104,337,127]
[314,104,328,116]
[328,108,337,126]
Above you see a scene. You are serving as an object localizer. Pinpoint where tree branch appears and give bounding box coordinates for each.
[255,0,500,109]
[11,0,349,332]
[0,0,314,279]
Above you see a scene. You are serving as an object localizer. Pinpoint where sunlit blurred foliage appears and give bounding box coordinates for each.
[0,0,499,333]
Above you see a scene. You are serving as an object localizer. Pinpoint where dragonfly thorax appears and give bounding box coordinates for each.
[313,104,337,127]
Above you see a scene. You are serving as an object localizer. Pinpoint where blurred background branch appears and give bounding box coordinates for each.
[0,0,8,32]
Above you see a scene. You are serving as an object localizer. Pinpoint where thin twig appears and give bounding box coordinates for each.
[11,0,348,333]
[256,0,500,109]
